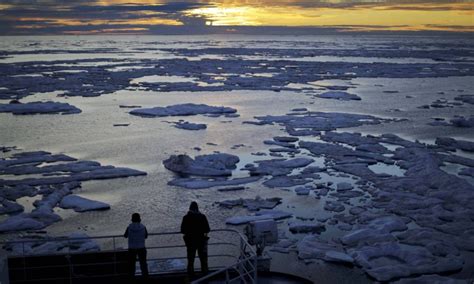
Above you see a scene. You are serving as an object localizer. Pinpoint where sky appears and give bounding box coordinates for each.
[0,0,473,35]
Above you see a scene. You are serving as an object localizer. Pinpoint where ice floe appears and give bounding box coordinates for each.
[173,121,207,130]
[289,221,325,234]
[129,103,236,118]
[59,195,110,212]
[226,210,292,225]
[163,153,239,177]
[218,196,281,211]
[0,101,81,115]
[315,91,361,101]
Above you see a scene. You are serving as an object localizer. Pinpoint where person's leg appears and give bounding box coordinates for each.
[197,240,209,274]
[128,249,138,277]
[138,248,149,277]
[186,244,197,276]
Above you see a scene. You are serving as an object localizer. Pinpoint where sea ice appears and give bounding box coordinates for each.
[174,121,207,130]
[289,221,325,234]
[316,91,361,101]
[348,242,464,282]
[59,195,110,212]
[225,210,292,225]
[0,101,81,115]
[163,153,239,177]
[129,103,237,117]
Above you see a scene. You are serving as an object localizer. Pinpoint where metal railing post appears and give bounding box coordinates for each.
[22,242,26,281]
[67,238,73,284]
[253,255,258,284]
[112,236,118,276]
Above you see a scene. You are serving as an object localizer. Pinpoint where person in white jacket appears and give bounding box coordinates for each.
[124,213,149,278]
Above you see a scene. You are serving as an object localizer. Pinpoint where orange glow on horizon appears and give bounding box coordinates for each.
[5,1,474,33]
[186,2,474,31]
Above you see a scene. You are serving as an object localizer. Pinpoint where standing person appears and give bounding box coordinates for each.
[124,213,149,279]
[181,201,210,277]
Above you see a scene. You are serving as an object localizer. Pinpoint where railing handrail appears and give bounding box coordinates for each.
[1,228,259,284]
[0,228,254,254]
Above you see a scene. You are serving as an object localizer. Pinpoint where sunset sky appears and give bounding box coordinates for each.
[0,0,473,35]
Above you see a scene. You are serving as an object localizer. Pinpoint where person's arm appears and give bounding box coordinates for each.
[203,215,210,234]
[124,227,129,238]
[144,226,148,239]
[180,216,187,234]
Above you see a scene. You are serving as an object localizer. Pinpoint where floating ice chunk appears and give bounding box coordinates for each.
[163,153,239,177]
[336,182,353,191]
[454,94,474,105]
[450,115,474,128]
[129,103,237,117]
[226,210,291,225]
[297,235,353,264]
[255,210,292,220]
[459,167,474,177]
[435,137,474,152]
[226,215,275,225]
[174,121,207,130]
[217,186,245,192]
[270,239,297,254]
[341,228,395,246]
[0,101,81,115]
[324,200,345,212]
[274,136,299,143]
[348,242,464,282]
[250,112,392,133]
[368,216,407,233]
[218,196,281,211]
[316,91,361,101]
[59,195,110,212]
[168,176,260,189]
[263,174,317,188]
[295,187,310,195]
[0,197,24,214]
[324,251,355,264]
[289,221,325,234]
[249,158,314,176]
[0,215,44,232]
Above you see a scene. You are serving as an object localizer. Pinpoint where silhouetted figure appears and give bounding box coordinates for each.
[181,202,210,277]
[124,213,149,279]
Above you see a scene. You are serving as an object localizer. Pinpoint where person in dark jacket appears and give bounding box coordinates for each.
[181,201,210,276]
[124,213,149,278]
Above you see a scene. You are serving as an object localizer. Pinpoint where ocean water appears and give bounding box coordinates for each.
[1,35,474,283]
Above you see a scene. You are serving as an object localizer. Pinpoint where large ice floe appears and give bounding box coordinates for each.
[163,153,239,177]
[244,111,396,136]
[129,103,237,118]
[0,101,81,115]
[315,91,361,101]
[0,150,146,232]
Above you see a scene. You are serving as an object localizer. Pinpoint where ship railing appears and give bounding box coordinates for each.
[0,228,258,284]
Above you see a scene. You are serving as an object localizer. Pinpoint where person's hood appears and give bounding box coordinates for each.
[187,210,201,215]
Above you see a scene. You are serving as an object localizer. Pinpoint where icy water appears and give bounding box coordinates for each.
[1,35,474,283]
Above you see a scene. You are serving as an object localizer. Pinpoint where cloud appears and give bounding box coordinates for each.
[0,0,472,35]
[0,1,213,34]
